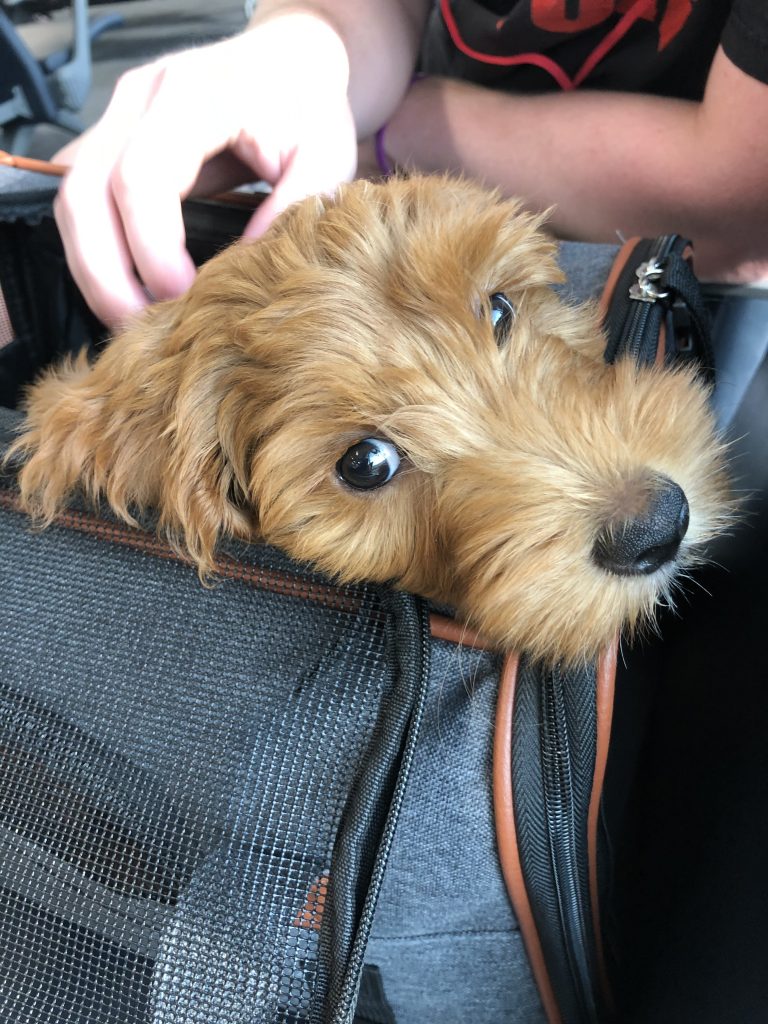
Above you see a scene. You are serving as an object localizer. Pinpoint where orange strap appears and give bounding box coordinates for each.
[0,150,260,211]
[0,150,67,177]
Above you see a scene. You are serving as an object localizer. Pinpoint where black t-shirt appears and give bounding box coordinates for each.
[421,0,768,100]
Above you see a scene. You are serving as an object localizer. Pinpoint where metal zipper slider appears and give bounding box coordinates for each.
[629,257,670,303]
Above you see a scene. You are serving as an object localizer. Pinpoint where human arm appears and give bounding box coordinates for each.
[53,0,431,326]
[380,46,768,283]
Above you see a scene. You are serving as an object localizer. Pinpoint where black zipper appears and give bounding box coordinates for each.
[539,238,682,1020]
[621,236,667,363]
[540,668,599,1023]
[332,593,432,1024]
[516,234,712,1024]
[604,235,683,366]
[525,238,687,1024]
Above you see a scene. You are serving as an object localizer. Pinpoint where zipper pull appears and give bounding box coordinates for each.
[629,258,670,303]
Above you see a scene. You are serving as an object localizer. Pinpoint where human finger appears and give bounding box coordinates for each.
[242,114,358,238]
[53,64,172,325]
[54,180,150,327]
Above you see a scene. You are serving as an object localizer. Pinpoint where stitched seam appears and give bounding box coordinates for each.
[369,927,518,942]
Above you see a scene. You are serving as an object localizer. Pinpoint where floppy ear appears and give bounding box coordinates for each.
[11,298,256,575]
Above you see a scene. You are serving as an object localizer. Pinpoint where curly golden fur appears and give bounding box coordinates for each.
[9,176,729,663]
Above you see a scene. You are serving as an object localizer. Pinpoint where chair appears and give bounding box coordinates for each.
[0,0,122,154]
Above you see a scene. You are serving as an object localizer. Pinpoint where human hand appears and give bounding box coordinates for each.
[54,11,357,326]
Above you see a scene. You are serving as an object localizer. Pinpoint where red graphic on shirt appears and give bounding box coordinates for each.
[530,0,693,51]
[530,0,614,32]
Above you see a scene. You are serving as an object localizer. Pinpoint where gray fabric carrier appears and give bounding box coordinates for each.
[0,402,552,1024]
[0,166,620,1024]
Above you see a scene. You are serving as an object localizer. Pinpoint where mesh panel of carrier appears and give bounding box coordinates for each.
[0,406,429,1024]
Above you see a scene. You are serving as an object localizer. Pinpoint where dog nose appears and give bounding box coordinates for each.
[593,476,690,576]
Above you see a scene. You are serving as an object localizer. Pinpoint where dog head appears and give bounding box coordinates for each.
[14,176,730,662]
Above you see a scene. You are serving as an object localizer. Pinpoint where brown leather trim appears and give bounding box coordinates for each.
[493,653,562,1024]
[0,489,366,613]
[598,236,642,319]
[587,638,618,1010]
[0,490,497,643]
[655,321,667,367]
[429,613,492,650]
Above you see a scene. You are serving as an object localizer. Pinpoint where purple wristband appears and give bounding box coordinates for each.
[374,123,393,177]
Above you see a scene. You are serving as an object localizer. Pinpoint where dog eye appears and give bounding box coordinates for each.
[489,292,516,343]
[337,438,401,490]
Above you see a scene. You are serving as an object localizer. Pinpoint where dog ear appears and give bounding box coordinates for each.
[11,299,255,576]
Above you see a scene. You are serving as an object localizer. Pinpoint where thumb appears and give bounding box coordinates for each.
[242,142,357,239]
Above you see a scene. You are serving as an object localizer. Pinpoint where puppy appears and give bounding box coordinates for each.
[9,176,729,663]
